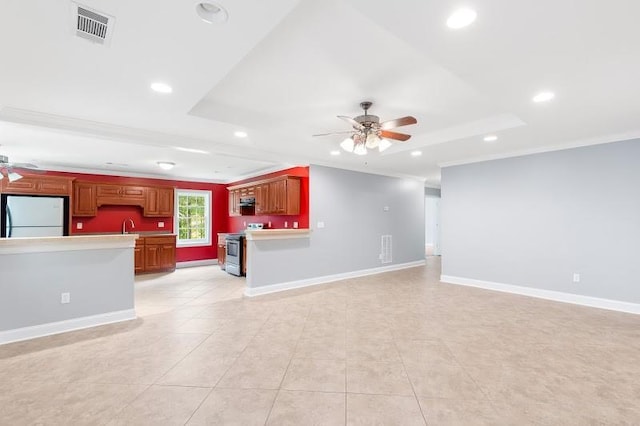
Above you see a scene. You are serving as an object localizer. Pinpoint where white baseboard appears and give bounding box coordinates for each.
[0,309,137,346]
[440,275,640,315]
[176,259,218,269]
[245,260,426,297]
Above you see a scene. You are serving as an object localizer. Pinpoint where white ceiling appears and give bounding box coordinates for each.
[1,0,640,186]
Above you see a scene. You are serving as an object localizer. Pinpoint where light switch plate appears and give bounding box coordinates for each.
[61,293,71,304]
[76,222,83,230]
[158,221,165,228]
[317,221,325,228]
[293,221,298,228]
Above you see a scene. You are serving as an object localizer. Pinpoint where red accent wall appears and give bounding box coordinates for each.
[40,170,228,262]
[227,166,309,233]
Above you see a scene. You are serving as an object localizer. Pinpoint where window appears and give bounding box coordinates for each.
[175,190,211,247]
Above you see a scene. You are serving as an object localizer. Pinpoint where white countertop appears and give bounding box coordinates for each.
[0,234,139,255]
[244,228,311,241]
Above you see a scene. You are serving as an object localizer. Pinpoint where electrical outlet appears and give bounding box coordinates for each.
[573,273,580,283]
[268,221,271,228]
[293,221,298,228]
[383,206,390,212]
[317,221,325,228]
[158,221,164,228]
[284,221,288,228]
[243,221,247,227]
[76,222,83,230]
[61,293,71,304]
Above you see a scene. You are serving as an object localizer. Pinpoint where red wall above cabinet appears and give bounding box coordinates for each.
[227,166,309,233]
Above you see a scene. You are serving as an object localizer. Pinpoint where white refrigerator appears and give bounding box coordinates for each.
[3,195,66,237]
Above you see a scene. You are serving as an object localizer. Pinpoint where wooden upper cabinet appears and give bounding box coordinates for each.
[72,181,174,217]
[0,175,73,196]
[73,182,97,216]
[96,184,145,207]
[144,187,174,217]
[227,175,301,216]
[228,189,240,216]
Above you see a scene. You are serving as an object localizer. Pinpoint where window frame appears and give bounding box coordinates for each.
[174,189,212,248]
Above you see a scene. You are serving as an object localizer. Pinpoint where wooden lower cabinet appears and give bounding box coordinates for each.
[217,233,227,270]
[135,235,176,274]
[134,239,145,274]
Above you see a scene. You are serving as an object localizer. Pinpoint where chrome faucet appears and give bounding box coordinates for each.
[122,218,135,234]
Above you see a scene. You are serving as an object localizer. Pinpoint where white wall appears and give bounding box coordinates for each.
[441,138,640,306]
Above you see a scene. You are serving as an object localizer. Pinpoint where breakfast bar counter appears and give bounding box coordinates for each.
[0,234,138,345]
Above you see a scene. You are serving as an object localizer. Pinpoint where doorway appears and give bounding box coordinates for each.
[425,193,441,256]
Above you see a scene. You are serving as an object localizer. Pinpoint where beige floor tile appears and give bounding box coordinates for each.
[108,385,210,425]
[346,338,401,363]
[267,390,345,425]
[156,349,239,387]
[347,360,413,396]
[294,336,346,359]
[282,358,346,392]
[217,355,290,389]
[187,388,277,425]
[418,397,500,425]
[0,381,148,425]
[346,393,426,426]
[404,361,485,399]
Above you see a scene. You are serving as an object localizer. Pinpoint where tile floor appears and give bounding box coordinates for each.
[1,257,640,425]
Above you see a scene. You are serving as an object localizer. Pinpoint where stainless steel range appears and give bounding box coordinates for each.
[225,233,244,276]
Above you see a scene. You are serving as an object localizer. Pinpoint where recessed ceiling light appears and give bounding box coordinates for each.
[150,82,172,94]
[447,8,477,29]
[196,2,228,24]
[157,161,175,170]
[330,150,340,156]
[234,131,248,138]
[533,91,555,103]
[173,146,209,154]
[411,151,422,157]
[483,135,498,142]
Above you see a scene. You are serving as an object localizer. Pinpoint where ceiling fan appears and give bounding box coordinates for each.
[0,155,42,182]
[313,101,417,155]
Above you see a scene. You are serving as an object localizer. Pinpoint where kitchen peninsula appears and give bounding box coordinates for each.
[0,234,138,345]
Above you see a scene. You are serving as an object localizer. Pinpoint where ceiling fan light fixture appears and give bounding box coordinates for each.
[340,137,355,153]
[353,143,368,156]
[378,139,393,152]
[7,170,23,182]
[365,133,380,149]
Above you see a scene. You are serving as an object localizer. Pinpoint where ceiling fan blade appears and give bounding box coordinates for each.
[312,131,354,137]
[380,130,412,141]
[337,115,364,130]
[380,116,417,130]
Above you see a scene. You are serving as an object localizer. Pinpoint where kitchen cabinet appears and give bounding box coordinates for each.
[72,181,175,218]
[96,184,145,207]
[255,183,269,215]
[228,189,240,216]
[145,187,174,217]
[134,238,145,274]
[0,175,73,196]
[136,235,176,274]
[217,233,227,270]
[73,182,97,216]
[227,175,301,216]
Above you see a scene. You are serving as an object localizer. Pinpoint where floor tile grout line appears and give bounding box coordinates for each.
[263,305,313,425]
[392,339,429,426]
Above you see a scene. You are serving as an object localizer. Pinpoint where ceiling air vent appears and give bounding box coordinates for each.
[71,2,115,45]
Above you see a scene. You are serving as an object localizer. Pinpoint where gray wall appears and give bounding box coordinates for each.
[441,138,640,303]
[1,248,134,331]
[248,165,425,288]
